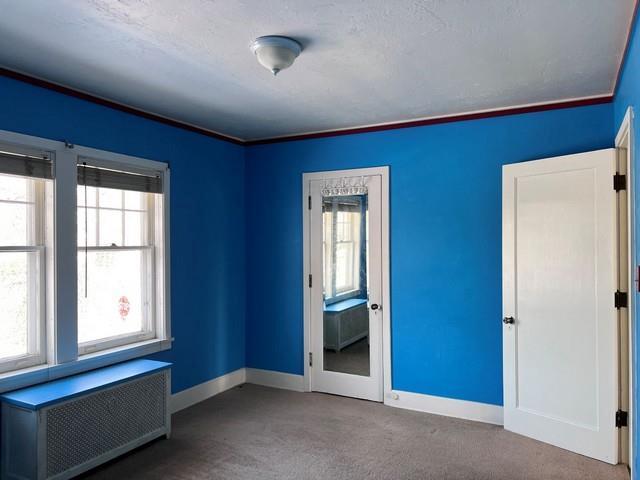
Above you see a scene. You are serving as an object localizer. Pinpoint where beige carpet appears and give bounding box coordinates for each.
[83,384,629,480]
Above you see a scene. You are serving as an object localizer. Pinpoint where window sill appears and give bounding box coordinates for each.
[0,337,172,394]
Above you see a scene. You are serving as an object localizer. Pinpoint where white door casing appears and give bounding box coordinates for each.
[502,149,619,464]
[308,172,384,401]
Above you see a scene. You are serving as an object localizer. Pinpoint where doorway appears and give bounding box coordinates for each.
[303,167,390,402]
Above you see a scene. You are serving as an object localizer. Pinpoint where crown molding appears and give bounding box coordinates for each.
[245,95,613,145]
[0,67,244,145]
[0,68,616,147]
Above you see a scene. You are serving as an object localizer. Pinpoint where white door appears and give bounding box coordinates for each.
[503,149,619,464]
[308,173,383,401]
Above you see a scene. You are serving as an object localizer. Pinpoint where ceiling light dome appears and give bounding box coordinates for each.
[250,36,302,76]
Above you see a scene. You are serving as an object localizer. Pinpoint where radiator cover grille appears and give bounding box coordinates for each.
[46,372,166,477]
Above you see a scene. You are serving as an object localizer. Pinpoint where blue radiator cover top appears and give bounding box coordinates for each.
[0,359,172,410]
[324,298,367,313]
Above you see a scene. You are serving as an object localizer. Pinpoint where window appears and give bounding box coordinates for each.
[77,160,165,355]
[322,196,367,302]
[0,132,169,382]
[0,147,52,373]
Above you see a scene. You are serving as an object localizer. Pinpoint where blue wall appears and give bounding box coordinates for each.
[614,8,640,476]
[0,41,627,413]
[0,76,246,394]
[245,104,614,406]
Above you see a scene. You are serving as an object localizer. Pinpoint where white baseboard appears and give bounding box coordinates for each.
[245,368,305,392]
[384,389,504,425]
[170,368,502,426]
[170,368,246,413]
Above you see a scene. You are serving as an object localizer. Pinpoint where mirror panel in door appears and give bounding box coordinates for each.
[322,194,370,376]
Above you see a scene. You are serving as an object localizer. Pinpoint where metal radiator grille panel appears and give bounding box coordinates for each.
[46,372,166,477]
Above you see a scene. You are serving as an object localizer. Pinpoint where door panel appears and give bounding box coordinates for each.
[309,174,383,401]
[503,149,618,464]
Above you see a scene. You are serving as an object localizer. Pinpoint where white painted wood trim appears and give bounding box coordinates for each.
[385,390,504,426]
[171,368,246,413]
[380,166,391,399]
[616,107,634,147]
[53,145,78,364]
[302,174,311,392]
[302,166,391,399]
[616,106,635,470]
[245,368,305,392]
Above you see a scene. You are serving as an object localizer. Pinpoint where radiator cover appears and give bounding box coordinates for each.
[1,366,171,480]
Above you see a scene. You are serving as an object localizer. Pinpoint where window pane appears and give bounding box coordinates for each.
[99,209,123,246]
[335,243,354,291]
[77,185,97,207]
[0,251,32,359]
[78,249,149,344]
[98,188,122,209]
[0,174,27,202]
[125,211,144,246]
[125,191,144,210]
[0,174,37,246]
[336,212,349,241]
[0,202,30,245]
[77,207,97,247]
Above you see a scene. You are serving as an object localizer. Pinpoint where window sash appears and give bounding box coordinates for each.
[0,176,47,374]
[76,242,156,355]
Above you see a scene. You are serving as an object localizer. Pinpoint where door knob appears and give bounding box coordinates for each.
[503,316,515,325]
[370,304,380,310]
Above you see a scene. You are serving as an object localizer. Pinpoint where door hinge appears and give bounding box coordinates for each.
[614,173,627,191]
[309,352,313,367]
[308,274,312,288]
[616,409,629,428]
[308,195,312,209]
[615,290,628,309]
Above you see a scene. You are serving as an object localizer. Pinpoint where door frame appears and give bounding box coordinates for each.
[302,166,391,398]
[616,106,635,468]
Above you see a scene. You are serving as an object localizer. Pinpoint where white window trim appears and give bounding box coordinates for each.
[0,129,171,392]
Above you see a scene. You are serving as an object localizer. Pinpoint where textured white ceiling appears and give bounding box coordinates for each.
[0,1,634,141]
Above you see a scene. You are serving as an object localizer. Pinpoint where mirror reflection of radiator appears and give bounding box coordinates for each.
[1,359,171,480]
[324,303,368,351]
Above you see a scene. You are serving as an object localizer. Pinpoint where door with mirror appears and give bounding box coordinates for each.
[308,172,383,401]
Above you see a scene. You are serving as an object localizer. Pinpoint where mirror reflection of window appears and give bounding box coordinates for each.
[322,196,367,303]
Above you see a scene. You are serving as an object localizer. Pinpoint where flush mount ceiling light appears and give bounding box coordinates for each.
[250,35,302,76]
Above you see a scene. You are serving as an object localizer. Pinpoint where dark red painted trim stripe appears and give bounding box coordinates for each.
[0,67,244,145]
[0,67,614,147]
[613,0,640,96]
[245,96,613,146]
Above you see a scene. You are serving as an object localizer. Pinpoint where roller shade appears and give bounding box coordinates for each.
[0,150,52,179]
[323,197,362,213]
[77,164,162,193]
